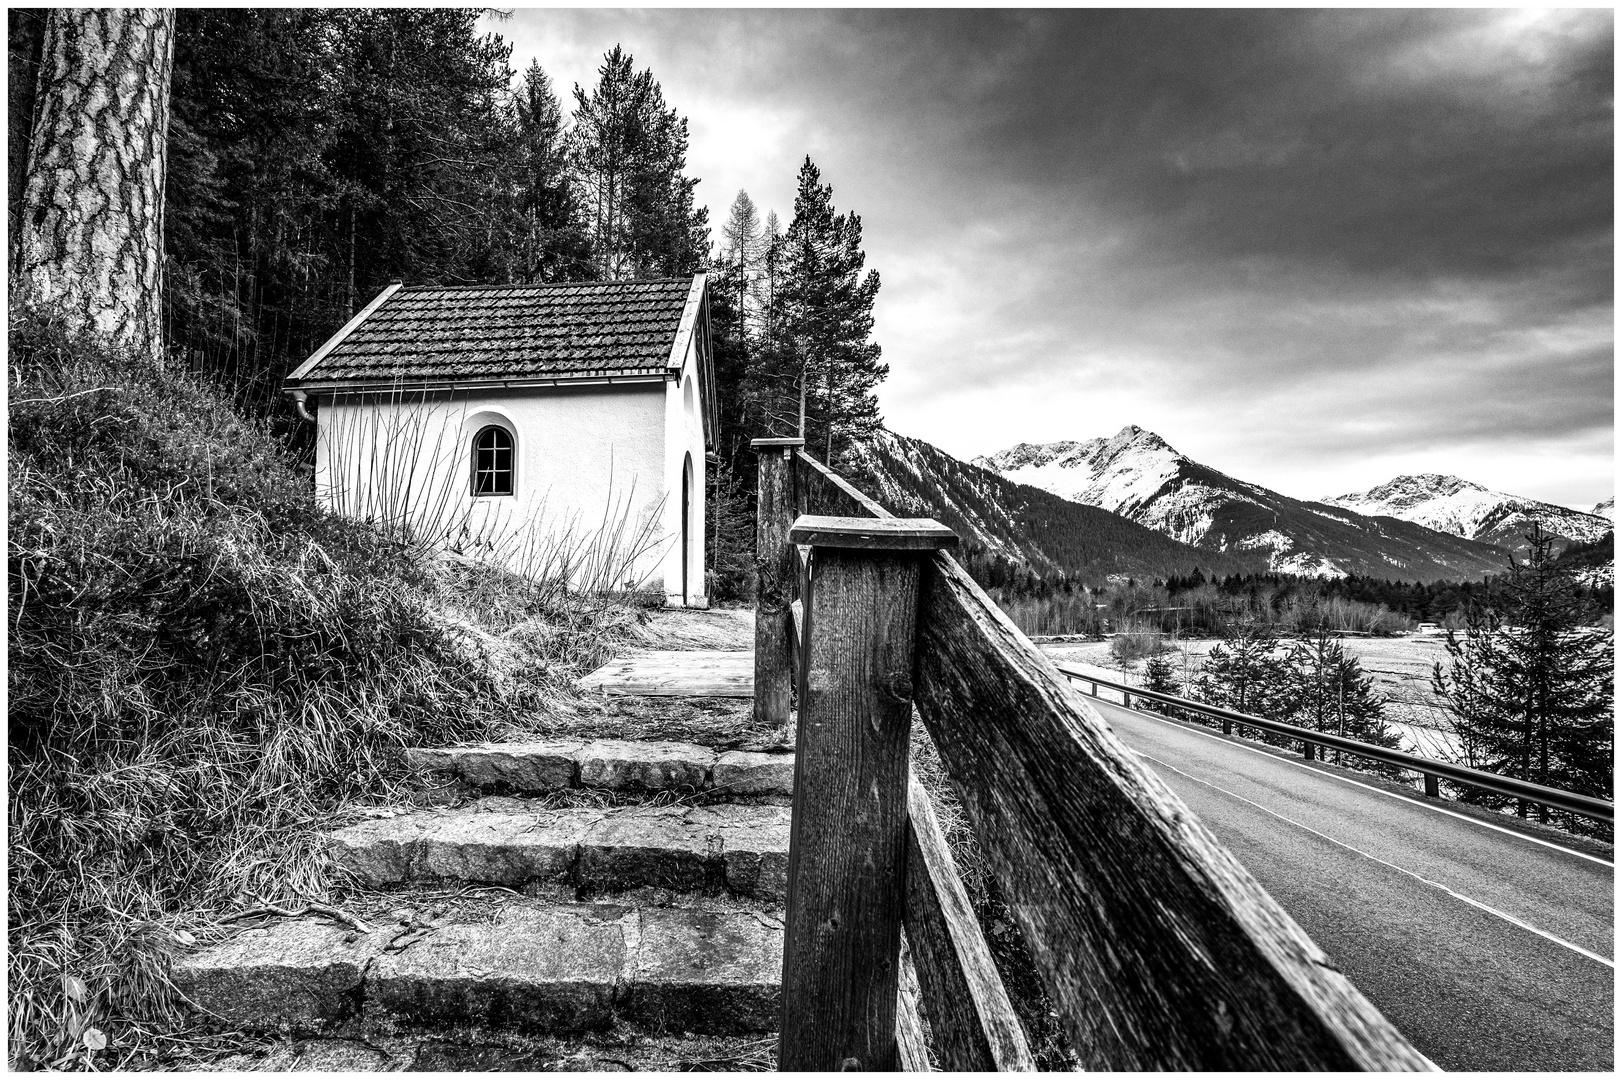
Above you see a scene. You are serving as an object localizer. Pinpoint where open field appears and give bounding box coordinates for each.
[1037,634,1462,759]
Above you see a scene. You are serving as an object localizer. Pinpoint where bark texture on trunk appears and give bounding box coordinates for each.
[15,8,175,365]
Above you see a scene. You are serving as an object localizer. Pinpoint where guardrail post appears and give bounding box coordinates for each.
[1424,773,1439,798]
[752,438,803,744]
[778,514,956,1072]
[1303,740,1316,761]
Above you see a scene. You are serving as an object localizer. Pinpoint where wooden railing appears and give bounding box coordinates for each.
[751,440,1433,1072]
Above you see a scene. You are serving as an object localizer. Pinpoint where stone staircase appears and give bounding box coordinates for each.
[172,735,798,1070]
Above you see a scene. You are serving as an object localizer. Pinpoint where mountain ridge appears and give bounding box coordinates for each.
[1323,473,1611,555]
[975,426,1510,581]
[841,429,1266,586]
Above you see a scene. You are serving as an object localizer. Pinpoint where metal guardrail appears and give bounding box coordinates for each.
[1054,663,1614,825]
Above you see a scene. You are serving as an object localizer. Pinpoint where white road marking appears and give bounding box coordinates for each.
[1088,696,1614,869]
[1141,751,1615,969]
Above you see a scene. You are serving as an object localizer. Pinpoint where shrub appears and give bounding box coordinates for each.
[1109,623,1170,665]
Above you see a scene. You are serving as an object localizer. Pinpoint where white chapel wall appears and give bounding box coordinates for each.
[659,332,709,607]
[315,383,673,592]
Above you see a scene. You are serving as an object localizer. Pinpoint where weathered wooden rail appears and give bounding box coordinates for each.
[751,439,1433,1072]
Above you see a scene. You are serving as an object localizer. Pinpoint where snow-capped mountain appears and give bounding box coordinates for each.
[1323,474,1612,555]
[841,429,1263,584]
[975,426,1509,581]
[1593,496,1614,522]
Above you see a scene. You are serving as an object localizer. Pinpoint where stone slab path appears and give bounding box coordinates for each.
[329,802,791,900]
[578,649,755,697]
[405,737,793,797]
[174,901,783,1037]
[172,607,805,1066]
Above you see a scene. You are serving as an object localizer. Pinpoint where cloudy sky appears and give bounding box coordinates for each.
[489,8,1613,510]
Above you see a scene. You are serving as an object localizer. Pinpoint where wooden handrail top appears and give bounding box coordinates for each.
[790,514,958,550]
[752,436,806,449]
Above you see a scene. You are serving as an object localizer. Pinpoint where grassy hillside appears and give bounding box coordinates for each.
[844,429,1266,587]
[6,310,638,1068]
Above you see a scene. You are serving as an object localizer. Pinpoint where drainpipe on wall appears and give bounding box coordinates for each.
[290,389,316,424]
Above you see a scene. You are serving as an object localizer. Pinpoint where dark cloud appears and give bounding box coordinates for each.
[500,9,1612,506]
[803,10,1612,284]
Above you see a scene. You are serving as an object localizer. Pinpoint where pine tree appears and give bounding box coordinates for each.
[158,9,584,420]
[325,10,519,288]
[760,209,782,332]
[569,46,707,281]
[1286,631,1400,766]
[1142,651,1180,695]
[719,189,766,327]
[622,75,708,278]
[514,60,592,282]
[1433,525,1614,818]
[1196,623,1296,739]
[748,157,885,464]
[1139,650,1183,719]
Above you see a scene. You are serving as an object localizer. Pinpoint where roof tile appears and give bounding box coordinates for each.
[290,278,695,385]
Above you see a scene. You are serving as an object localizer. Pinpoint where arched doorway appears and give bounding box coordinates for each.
[681,452,693,605]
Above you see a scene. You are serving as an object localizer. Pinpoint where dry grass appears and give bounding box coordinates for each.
[5,310,649,1070]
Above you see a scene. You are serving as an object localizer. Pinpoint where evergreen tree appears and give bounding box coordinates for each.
[1196,623,1296,738]
[760,209,783,332]
[161,8,531,418]
[1142,651,1180,696]
[513,60,592,282]
[325,10,518,289]
[704,255,756,478]
[1139,650,1183,719]
[569,46,707,281]
[1285,631,1400,766]
[719,189,766,327]
[746,157,885,464]
[1432,525,1614,818]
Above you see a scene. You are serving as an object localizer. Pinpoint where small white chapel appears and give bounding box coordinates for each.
[283,275,715,607]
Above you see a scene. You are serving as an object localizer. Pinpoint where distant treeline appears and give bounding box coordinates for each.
[996,530,1614,638]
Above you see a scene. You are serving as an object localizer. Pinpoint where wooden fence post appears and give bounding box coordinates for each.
[752,438,803,744]
[778,514,956,1072]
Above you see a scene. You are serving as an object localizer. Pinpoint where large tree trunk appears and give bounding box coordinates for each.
[7,10,48,255]
[14,8,175,366]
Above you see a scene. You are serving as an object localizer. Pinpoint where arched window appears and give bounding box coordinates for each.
[471,425,514,496]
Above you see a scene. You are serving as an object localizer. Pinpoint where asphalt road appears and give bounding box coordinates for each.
[1083,694,1614,1072]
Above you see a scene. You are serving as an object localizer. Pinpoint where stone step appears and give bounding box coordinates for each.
[406,738,794,799]
[200,1031,777,1071]
[173,902,783,1038]
[329,803,791,901]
